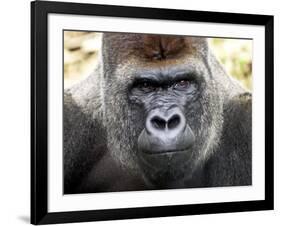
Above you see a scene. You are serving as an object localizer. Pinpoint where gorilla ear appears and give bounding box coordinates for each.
[142,35,207,60]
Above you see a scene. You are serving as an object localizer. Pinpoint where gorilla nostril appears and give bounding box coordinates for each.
[151,116,166,130]
[167,114,181,129]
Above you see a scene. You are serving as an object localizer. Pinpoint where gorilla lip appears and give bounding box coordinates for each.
[139,148,189,155]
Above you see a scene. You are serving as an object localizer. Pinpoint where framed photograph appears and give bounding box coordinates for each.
[31,0,274,224]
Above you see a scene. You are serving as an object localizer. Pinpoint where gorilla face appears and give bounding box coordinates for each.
[127,64,209,185]
[102,34,224,187]
[132,71,198,154]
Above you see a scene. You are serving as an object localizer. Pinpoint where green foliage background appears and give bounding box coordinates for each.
[209,38,252,90]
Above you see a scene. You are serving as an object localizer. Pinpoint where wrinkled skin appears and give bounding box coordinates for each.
[63,33,252,193]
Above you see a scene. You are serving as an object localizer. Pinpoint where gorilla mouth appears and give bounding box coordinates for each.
[140,148,188,155]
[137,122,195,156]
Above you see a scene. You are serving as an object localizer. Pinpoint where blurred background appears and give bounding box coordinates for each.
[64,31,252,90]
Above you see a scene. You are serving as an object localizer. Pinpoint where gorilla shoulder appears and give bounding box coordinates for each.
[204,92,252,187]
[63,73,107,193]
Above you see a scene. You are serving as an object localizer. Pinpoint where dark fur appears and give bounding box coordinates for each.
[64,33,252,194]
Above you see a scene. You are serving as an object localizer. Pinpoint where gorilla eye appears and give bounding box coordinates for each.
[133,80,157,92]
[142,82,150,88]
[174,80,190,89]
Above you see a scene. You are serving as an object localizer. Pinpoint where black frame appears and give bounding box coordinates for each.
[31,0,274,224]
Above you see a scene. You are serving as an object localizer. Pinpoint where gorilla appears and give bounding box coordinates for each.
[64,33,252,194]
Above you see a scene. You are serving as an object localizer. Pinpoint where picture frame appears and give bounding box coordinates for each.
[31,0,274,224]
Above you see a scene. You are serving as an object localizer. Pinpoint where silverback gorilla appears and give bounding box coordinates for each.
[64,33,252,194]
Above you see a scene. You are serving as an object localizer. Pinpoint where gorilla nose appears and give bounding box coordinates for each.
[146,108,186,138]
[150,114,181,130]
[138,108,194,154]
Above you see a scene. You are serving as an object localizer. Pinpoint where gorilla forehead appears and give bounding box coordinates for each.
[102,33,208,66]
